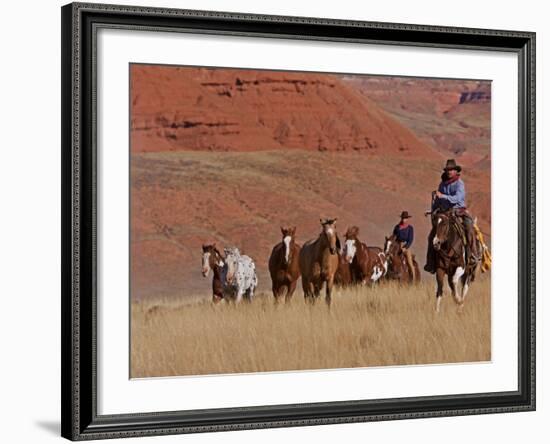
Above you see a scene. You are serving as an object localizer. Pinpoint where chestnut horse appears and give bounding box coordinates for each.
[342,226,387,285]
[201,244,225,303]
[268,226,301,302]
[299,218,340,306]
[383,234,421,284]
[334,251,353,287]
[431,210,479,312]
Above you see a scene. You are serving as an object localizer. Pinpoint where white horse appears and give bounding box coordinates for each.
[222,247,258,303]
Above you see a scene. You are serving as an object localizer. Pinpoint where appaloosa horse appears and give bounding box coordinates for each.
[201,244,225,303]
[342,226,387,285]
[383,234,421,284]
[431,210,480,312]
[268,226,301,303]
[222,247,258,303]
[299,218,340,306]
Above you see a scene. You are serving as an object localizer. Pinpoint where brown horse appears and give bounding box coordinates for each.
[383,234,421,284]
[268,226,301,302]
[334,251,353,287]
[342,226,387,285]
[201,244,225,303]
[431,210,480,312]
[299,218,340,306]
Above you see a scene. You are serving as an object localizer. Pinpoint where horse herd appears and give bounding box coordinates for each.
[201,218,423,308]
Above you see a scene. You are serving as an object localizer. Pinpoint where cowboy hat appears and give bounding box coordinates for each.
[399,211,412,219]
[443,158,462,172]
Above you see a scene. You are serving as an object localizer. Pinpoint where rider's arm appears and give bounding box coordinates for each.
[393,224,399,237]
[431,182,444,211]
[439,180,465,205]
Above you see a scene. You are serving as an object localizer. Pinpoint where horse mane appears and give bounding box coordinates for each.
[213,246,224,259]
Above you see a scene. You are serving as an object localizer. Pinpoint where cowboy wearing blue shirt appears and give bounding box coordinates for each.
[424,159,479,273]
[392,211,416,281]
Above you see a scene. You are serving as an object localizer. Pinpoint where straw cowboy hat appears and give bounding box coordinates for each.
[443,158,462,172]
[400,211,412,219]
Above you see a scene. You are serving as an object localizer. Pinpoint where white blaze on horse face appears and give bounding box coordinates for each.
[344,239,356,263]
[384,240,392,255]
[201,252,211,276]
[283,236,291,263]
[433,219,443,243]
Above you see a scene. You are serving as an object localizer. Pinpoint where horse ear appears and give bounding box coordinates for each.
[280,226,285,234]
[385,236,388,242]
[320,218,324,225]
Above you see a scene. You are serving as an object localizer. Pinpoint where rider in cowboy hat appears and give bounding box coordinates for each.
[393,211,416,281]
[424,159,479,274]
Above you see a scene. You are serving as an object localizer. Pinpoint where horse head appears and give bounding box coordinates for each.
[223,247,241,284]
[383,235,402,278]
[343,226,360,264]
[320,218,338,255]
[432,213,451,251]
[280,226,297,265]
[201,243,223,277]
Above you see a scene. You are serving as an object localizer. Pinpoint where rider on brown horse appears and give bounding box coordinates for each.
[392,211,416,281]
[424,159,479,274]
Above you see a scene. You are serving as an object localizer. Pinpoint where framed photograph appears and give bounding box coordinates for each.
[61,2,535,440]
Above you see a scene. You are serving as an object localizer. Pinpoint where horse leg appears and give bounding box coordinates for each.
[272,282,283,303]
[450,266,466,310]
[286,280,297,303]
[435,268,445,313]
[461,273,471,303]
[325,277,334,307]
[303,279,315,304]
[235,288,244,304]
[212,294,223,304]
[246,282,255,302]
[447,273,457,305]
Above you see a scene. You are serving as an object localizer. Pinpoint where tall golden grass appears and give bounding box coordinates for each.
[130,276,490,378]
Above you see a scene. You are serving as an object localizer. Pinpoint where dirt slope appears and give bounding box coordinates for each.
[130,66,490,300]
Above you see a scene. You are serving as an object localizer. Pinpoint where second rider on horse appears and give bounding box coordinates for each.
[424,159,479,274]
[393,211,416,281]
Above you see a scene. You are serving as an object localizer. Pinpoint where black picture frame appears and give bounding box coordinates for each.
[61,2,536,440]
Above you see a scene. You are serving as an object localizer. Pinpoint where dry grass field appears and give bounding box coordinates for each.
[130,275,491,378]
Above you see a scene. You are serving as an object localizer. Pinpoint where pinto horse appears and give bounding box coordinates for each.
[383,234,421,284]
[299,218,340,306]
[431,210,479,312]
[268,227,301,302]
[342,226,387,285]
[201,244,225,303]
